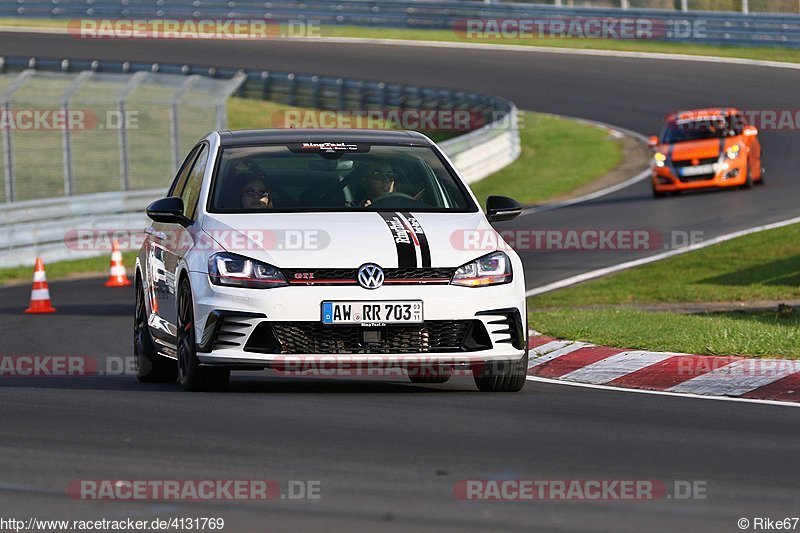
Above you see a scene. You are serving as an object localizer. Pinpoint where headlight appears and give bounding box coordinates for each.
[451,251,512,287]
[726,145,741,160]
[208,252,287,289]
[653,153,667,168]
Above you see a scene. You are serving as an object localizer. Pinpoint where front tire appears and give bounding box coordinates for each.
[177,278,230,392]
[740,164,753,189]
[135,277,178,383]
[652,183,667,199]
[473,354,528,392]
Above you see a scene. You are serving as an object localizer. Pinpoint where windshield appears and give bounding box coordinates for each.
[208,143,477,213]
[661,115,741,144]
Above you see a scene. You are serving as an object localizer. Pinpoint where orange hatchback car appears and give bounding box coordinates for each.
[649,108,764,198]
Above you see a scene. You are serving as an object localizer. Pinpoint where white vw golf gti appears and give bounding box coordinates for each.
[135,129,528,391]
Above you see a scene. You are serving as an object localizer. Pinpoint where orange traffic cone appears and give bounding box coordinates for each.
[24,258,56,314]
[104,240,131,287]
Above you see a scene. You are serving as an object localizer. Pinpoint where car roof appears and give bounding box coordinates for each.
[665,108,741,122]
[217,129,434,147]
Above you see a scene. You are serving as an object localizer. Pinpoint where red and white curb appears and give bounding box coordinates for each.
[526,335,800,405]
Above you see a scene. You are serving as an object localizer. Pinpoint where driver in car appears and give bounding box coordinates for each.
[239,173,273,210]
[356,162,397,207]
[708,116,732,137]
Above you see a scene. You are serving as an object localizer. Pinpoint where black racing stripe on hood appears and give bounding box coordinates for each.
[401,212,431,268]
[378,212,417,268]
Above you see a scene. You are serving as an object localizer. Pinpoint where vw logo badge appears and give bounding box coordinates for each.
[357,264,384,290]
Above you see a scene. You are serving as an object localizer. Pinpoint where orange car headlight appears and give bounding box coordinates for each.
[725,145,741,160]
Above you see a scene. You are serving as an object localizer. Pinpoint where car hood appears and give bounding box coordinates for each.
[201,211,499,268]
[667,138,732,161]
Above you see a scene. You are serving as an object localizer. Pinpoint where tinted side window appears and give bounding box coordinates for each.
[169,145,202,197]
[181,144,210,221]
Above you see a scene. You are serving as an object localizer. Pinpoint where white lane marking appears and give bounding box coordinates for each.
[526,215,800,297]
[4,26,800,72]
[521,169,650,216]
[520,114,650,216]
[529,341,593,367]
[667,360,800,396]
[527,375,800,408]
[530,339,579,354]
[559,350,674,384]
[528,339,574,355]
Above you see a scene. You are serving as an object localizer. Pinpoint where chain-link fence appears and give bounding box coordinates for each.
[0,55,519,267]
[0,69,244,202]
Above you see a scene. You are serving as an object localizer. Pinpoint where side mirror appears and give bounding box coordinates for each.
[146,197,190,226]
[743,126,758,137]
[486,195,522,223]
[647,136,659,148]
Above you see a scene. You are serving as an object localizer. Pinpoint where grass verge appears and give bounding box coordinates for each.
[530,308,800,359]
[0,252,138,286]
[531,223,800,308]
[528,222,800,358]
[323,25,800,64]
[469,112,622,206]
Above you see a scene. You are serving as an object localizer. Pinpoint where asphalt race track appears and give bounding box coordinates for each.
[2,279,799,532]
[1,32,799,531]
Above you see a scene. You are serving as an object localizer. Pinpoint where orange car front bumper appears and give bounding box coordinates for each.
[652,158,748,192]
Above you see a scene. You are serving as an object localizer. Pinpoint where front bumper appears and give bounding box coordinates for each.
[187,271,527,366]
[652,158,747,192]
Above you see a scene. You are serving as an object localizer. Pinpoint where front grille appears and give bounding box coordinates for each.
[245,320,488,354]
[284,267,455,285]
[678,173,716,183]
[672,157,718,168]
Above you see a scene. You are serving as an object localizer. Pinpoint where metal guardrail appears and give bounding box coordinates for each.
[2,0,800,47]
[0,55,519,267]
[0,189,157,267]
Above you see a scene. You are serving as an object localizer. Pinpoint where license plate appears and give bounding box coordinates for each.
[321,301,423,325]
[679,164,716,177]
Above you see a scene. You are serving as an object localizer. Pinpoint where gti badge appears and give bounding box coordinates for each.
[357,264,384,290]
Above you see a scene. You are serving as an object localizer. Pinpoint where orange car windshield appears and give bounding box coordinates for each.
[662,118,734,144]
